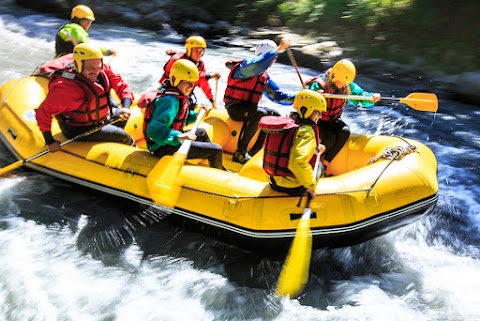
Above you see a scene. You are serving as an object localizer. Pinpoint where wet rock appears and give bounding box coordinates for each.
[448,72,480,105]
[14,0,480,105]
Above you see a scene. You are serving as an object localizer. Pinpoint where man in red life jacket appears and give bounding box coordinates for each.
[36,43,134,153]
[159,36,220,108]
[261,89,327,200]
[141,59,223,169]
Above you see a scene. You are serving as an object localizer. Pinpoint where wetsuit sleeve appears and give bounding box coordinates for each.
[196,73,214,101]
[307,80,322,92]
[263,77,295,105]
[35,80,86,134]
[232,49,279,79]
[104,64,134,102]
[145,95,183,147]
[348,82,376,107]
[186,110,198,126]
[288,126,317,189]
[57,23,90,47]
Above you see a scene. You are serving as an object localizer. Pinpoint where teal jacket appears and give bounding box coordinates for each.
[145,94,198,153]
[308,79,376,108]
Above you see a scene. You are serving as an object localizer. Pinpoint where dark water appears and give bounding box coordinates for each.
[1,2,479,320]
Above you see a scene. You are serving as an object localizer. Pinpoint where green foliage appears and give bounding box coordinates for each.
[171,0,479,73]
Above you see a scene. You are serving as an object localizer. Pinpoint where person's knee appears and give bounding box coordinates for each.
[251,111,264,122]
[195,128,209,141]
[211,143,223,154]
[117,130,135,146]
[124,135,135,146]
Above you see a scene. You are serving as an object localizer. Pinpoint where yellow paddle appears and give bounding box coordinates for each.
[274,49,319,299]
[0,119,121,177]
[275,148,323,298]
[322,92,438,112]
[146,108,207,208]
[275,195,313,298]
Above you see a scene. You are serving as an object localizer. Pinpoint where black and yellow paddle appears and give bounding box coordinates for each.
[273,49,320,299]
[0,119,121,177]
[146,108,207,208]
[275,194,313,298]
[275,148,322,298]
[322,92,438,112]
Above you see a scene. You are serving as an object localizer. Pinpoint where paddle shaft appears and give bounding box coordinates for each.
[323,93,411,102]
[145,108,207,208]
[214,78,219,105]
[275,150,319,298]
[287,49,306,89]
[0,118,121,176]
[177,108,206,154]
[321,92,438,112]
[275,193,313,298]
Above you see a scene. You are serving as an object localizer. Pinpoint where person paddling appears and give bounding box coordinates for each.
[224,38,296,164]
[159,36,221,108]
[55,4,116,58]
[305,59,381,172]
[36,43,134,153]
[260,89,327,199]
[140,59,224,169]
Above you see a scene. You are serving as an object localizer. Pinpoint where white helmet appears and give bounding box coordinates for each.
[255,40,277,56]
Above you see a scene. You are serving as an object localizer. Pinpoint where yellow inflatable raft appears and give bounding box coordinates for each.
[0,75,438,252]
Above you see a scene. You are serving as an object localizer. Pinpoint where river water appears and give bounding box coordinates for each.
[1,2,479,321]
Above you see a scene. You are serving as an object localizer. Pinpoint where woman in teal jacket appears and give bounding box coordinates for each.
[306,59,381,171]
[141,59,224,169]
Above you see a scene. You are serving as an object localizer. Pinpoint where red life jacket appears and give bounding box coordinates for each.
[259,116,320,177]
[139,87,189,143]
[159,51,207,86]
[306,76,346,122]
[49,69,111,126]
[37,53,75,75]
[223,62,268,105]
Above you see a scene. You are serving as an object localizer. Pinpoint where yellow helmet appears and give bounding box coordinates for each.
[293,89,327,119]
[73,43,103,73]
[330,59,356,84]
[185,36,207,57]
[170,59,199,87]
[71,5,96,21]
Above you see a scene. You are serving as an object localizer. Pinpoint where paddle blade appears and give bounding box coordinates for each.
[0,160,24,176]
[401,93,438,112]
[146,152,187,208]
[275,209,313,298]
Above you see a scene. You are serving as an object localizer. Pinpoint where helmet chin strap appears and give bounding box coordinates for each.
[300,106,308,119]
